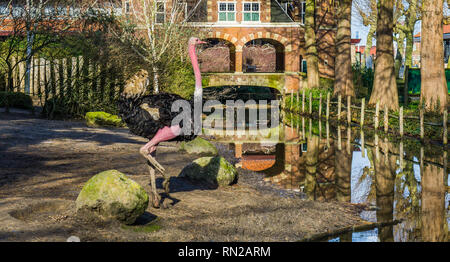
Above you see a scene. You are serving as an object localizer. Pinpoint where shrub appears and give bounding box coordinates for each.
[0,92,33,110]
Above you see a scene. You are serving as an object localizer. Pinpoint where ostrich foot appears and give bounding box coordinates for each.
[161,197,172,209]
[140,147,165,174]
[150,191,161,208]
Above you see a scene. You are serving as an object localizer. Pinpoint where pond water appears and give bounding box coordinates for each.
[208,110,449,242]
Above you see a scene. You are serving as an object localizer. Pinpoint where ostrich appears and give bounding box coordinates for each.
[118,37,206,208]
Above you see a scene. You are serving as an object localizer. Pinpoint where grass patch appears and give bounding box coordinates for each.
[121,219,162,233]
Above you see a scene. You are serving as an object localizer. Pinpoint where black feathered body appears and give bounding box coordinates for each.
[118,93,196,142]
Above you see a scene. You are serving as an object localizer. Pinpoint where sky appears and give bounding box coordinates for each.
[350,2,446,47]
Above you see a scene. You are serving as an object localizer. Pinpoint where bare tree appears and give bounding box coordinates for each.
[0,0,101,112]
[109,0,203,94]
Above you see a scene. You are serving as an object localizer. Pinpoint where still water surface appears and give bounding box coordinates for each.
[208,112,449,242]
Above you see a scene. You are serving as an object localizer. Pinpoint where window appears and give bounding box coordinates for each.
[156,1,165,23]
[69,7,81,17]
[243,2,259,22]
[124,1,131,14]
[300,1,306,24]
[177,2,188,20]
[0,4,9,15]
[56,6,67,17]
[301,59,307,73]
[218,2,235,22]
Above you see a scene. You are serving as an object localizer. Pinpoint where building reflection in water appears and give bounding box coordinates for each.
[227,116,449,242]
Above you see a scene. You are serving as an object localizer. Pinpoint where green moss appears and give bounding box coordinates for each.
[268,75,284,91]
[76,170,149,224]
[85,111,125,127]
[180,156,237,187]
[121,219,162,233]
[179,137,218,156]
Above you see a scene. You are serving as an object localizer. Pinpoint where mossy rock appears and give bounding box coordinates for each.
[179,137,218,156]
[85,111,124,127]
[179,156,237,187]
[76,170,149,225]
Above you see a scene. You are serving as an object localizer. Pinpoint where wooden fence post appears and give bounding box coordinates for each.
[399,141,404,171]
[302,89,305,113]
[360,98,365,127]
[375,101,380,130]
[338,125,342,150]
[309,92,312,114]
[326,121,330,148]
[290,91,294,111]
[347,96,351,125]
[326,92,330,120]
[420,107,424,139]
[399,106,404,137]
[319,93,322,118]
[444,109,448,144]
[302,117,305,140]
[19,61,25,92]
[384,105,389,133]
[338,94,342,121]
[361,130,365,158]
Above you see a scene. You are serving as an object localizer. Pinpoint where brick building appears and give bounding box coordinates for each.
[123,0,337,92]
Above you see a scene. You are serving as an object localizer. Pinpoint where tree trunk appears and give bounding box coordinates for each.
[421,154,447,241]
[420,0,448,112]
[364,24,376,68]
[304,135,319,200]
[305,0,320,89]
[334,128,352,202]
[152,65,159,94]
[372,138,396,242]
[334,0,355,97]
[405,31,414,68]
[369,0,399,111]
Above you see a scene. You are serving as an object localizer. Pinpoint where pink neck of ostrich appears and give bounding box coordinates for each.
[188,44,202,92]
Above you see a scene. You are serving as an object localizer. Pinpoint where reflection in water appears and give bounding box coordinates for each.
[218,113,449,242]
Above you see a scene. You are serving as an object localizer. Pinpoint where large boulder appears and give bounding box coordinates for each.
[76,170,149,224]
[179,137,218,156]
[179,156,237,187]
[85,111,124,127]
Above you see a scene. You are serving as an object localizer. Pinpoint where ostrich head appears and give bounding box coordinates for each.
[188,37,207,46]
[122,69,149,98]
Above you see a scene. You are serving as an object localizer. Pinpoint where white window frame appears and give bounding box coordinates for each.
[242,2,260,23]
[155,1,166,24]
[176,2,188,21]
[217,2,236,23]
[124,0,131,14]
[300,1,306,24]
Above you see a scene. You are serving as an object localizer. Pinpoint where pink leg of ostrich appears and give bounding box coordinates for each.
[141,125,182,154]
[140,125,182,208]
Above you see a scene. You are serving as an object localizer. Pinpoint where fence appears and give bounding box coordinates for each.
[405,67,450,95]
[1,55,124,117]
[283,89,449,145]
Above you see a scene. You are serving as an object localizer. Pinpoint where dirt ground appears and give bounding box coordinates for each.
[0,111,365,242]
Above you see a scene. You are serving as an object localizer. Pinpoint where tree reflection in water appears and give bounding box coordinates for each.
[225,114,449,242]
